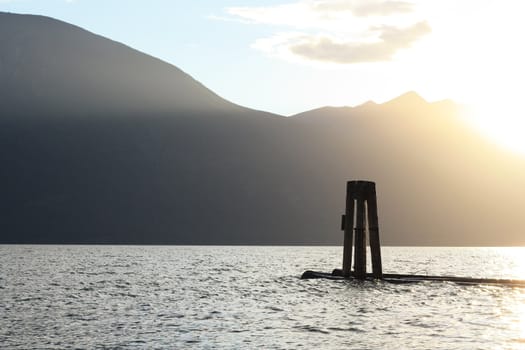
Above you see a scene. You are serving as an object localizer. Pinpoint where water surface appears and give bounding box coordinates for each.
[2,245,525,349]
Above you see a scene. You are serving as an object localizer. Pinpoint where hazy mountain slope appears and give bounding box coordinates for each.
[290,93,525,245]
[0,12,327,245]
[0,12,262,117]
[2,12,525,246]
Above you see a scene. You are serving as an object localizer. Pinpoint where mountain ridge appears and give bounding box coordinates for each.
[0,11,283,120]
[0,11,455,119]
[2,12,525,246]
[290,91,452,119]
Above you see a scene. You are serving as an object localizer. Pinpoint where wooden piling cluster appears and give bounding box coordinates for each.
[341,181,382,279]
[301,179,525,287]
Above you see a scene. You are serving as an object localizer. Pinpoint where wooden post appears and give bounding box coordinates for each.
[354,197,366,279]
[366,184,383,278]
[341,180,383,280]
[342,183,355,277]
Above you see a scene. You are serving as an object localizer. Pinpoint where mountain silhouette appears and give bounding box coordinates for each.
[2,12,525,245]
[0,12,256,116]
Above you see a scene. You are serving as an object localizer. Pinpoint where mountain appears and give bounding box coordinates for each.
[0,12,250,117]
[0,12,315,245]
[289,95,525,245]
[2,12,525,246]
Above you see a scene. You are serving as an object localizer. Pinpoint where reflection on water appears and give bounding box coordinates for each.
[1,245,525,349]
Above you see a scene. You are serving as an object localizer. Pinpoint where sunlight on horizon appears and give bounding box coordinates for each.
[496,248,525,278]
[405,2,525,157]
[462,100,525,156]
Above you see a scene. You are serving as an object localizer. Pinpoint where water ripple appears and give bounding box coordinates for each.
[2,245,525,349]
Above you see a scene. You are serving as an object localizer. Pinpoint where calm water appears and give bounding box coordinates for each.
[2,246,525,349]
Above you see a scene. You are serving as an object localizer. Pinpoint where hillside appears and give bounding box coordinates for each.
[2,12,525,245]
[0,12,251,116]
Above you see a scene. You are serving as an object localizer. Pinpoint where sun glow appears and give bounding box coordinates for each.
[463,100,525,156]
[386,1,525,156]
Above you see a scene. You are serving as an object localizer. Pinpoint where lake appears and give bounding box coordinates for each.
[2,245,525,349]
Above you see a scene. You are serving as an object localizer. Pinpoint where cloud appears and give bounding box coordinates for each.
[227,3,329,30]
[314,0,414,17]
[289,21,430,63]
[227,1,417,29]
[223,0,430,65]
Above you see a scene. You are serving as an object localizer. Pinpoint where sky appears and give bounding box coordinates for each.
[1,0,525,153]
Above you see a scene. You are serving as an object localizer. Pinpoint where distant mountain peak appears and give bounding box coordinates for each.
[385,91,427,105]
[357,100,378,108]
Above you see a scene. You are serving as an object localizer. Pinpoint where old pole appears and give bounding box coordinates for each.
[341,180,383,280]
[366,184,383,278]
[342,183,355,277]
[354,197,367,279]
